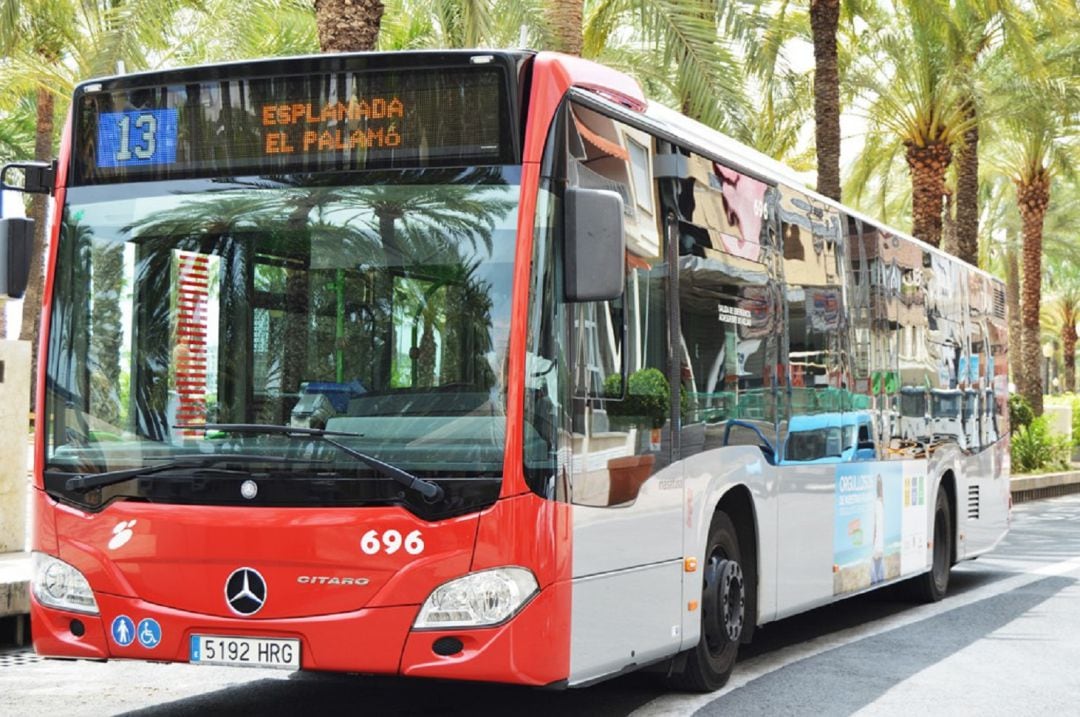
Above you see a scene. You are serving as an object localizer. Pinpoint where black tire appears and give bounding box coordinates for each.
[667,511,744,692]
[910,486,952,602]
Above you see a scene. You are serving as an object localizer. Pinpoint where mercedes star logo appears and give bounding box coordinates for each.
[225,567,267,616]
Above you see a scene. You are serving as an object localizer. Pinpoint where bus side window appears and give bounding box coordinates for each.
[777,187,845,462]
[675,152,778,462]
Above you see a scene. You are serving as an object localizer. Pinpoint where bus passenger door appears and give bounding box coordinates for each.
[561,102,684,683]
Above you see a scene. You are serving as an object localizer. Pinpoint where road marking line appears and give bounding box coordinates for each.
[1031,555,1080,576]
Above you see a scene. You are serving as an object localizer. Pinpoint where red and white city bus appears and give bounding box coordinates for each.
[0,50,1010,691]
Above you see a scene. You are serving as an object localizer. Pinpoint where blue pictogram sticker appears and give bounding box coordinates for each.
[137,618,162,649]
[111,615,135,647]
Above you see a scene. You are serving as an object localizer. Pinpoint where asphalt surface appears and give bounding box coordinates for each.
[2,494,1078,716]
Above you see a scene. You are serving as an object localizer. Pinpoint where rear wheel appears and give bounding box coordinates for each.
[911,486,952,602]
[667,511,744,692]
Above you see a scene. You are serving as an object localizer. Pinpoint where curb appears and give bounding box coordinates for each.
[1010,469,1080,504]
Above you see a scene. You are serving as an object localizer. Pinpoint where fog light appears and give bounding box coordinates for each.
[432,637,464,656]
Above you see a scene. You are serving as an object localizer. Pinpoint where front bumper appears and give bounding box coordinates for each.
[31,580,569,685]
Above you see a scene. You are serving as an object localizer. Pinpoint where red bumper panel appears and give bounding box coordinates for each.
[399,580,569,686]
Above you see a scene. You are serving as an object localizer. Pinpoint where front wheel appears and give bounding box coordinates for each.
[910,485,952,602]
[667,511,745,692]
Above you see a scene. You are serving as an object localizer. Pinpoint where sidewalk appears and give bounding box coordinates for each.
[0,440,33,643]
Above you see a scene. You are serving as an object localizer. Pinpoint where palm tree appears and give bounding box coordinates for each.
[380,0,548,50]
[991,77,1079,416]
[846,1,971,248]
[1030,184,1080,393]
[0,90,35,165]
[736,69,816,169]
[746,0,881,201]
[313,0,384,51]
[946,6,991,267]
[0,0,71,388]
[582,0,753,133]
[0,0,207,398]
[1004,240,1023,390]
[1042,258,1080,393]
[1,0,326,398]
[943,1,1080,270]
[164,0,318,62]
[979,175,1024,389]
[547,0,582,55]
[808,0,842,202]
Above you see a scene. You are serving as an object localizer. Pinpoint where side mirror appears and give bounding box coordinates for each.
[0,217,34,299]
[1,161,55,195]
[563,186,625,303]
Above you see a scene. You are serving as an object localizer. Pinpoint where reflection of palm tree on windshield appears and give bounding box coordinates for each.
[117,170,513,423]
[51,214,98,447]
[90,240,124,427]
[342,169,513,258]
[394,257,495,390]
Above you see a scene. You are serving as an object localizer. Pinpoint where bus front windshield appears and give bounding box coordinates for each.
[45,166,519,507]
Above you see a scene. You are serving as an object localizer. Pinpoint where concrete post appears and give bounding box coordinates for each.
[0,340,31,554]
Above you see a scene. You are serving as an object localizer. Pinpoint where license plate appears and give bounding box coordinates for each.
[190,635,300,669]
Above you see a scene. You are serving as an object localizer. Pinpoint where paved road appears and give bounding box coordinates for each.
[3,495,1079,716]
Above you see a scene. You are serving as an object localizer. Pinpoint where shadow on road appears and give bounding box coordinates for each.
[696,573,1076,717]
[119,666,662,717]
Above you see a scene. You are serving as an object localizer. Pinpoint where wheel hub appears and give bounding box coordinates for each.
[703,557,744,649]
[719,561,745,642]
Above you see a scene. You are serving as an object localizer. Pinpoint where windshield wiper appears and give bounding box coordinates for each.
[176,423,446,502]
[64,454,324,493]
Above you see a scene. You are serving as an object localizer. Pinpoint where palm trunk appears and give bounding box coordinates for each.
[313,0,384,52]
[1005,240,1023,396]
[1017,171,1050,416]
[905,139,952,247]
[941,190,956,255]
[546,0,583,56]
[1063,319,1077,394]
[954,101,979,266]
[810,0,841,203]
[19,85,54,405]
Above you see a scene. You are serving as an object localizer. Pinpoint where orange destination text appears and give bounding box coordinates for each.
[261,97,405,155]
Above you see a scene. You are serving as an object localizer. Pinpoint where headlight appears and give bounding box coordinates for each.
[414,567,538,629]
[32,552,99,615]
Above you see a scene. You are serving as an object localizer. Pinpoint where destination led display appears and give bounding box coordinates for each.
[74,66,510,183]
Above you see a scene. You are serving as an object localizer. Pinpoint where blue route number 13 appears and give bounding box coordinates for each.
[115,114,157,161]
[96,109,178,169]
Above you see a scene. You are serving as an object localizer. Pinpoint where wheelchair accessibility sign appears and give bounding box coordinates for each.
[137,618,162,649]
